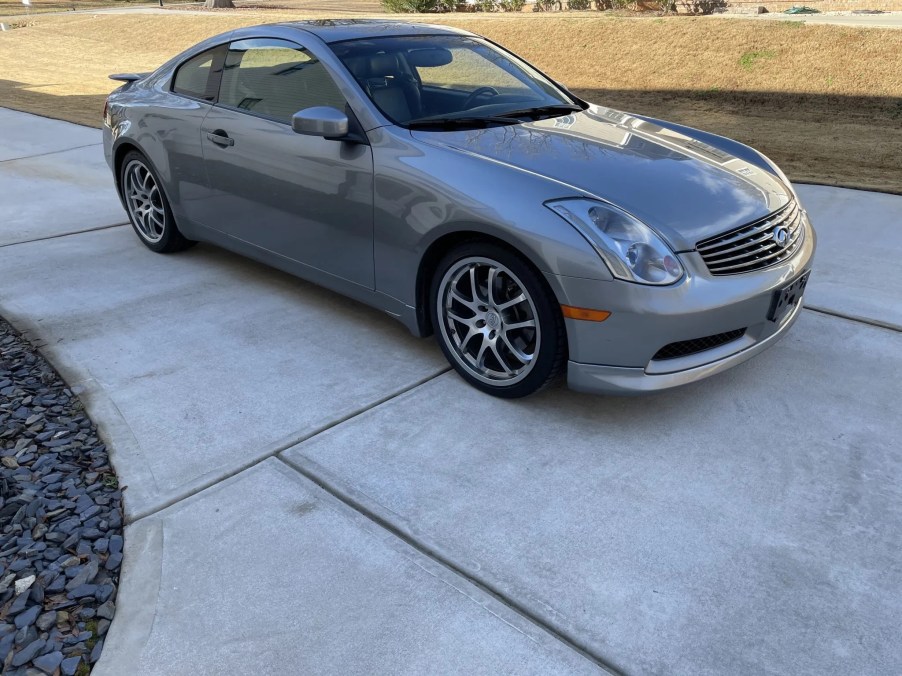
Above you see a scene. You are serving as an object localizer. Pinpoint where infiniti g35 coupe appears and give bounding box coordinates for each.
[103,19,815,398]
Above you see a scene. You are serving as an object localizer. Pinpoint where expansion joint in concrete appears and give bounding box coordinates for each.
[0,141,103,164]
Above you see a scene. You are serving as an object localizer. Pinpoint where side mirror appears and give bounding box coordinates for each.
[291,106,349,139]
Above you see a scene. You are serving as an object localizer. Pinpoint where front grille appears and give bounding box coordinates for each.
[697,201,804,275]
[653,328,747,361]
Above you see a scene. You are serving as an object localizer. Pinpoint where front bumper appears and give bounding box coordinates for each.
[544,212,816,395]
[567,298,804,394]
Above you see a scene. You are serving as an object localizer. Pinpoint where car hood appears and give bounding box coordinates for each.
[410,105,792,252]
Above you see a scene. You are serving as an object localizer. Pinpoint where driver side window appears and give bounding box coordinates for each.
[218,38,347,124]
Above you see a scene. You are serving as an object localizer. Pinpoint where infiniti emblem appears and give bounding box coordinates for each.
[772,225,791,248]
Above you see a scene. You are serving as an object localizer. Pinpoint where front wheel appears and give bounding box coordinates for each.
[430,242,566,398]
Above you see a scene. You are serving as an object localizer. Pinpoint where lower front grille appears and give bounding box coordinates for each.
[653,328,747,361]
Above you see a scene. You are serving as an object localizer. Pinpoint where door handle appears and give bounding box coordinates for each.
[206,130,234,147]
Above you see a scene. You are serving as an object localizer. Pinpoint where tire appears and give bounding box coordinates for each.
[119,150,194,253]
[430,242,566,398]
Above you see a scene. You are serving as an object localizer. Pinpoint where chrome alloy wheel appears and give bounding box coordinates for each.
[437,256,541,386]
[123,159,166,244]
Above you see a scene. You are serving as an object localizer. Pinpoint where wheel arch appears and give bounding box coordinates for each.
[111,138,196,253]
[112,138,191,235]
[414,229,562,338]
[112,139,147,198]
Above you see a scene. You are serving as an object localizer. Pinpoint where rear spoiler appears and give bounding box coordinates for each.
[109,73,149,83]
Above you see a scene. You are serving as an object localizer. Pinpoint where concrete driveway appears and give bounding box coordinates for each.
[1,109,899,675]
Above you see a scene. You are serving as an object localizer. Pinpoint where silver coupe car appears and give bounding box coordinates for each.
[103,19,815,398]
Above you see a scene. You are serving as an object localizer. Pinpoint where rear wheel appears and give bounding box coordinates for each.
[120,151,194,253]
[431,242,566,398]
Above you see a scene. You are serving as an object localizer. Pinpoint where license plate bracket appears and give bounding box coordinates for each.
[768,271,810,323]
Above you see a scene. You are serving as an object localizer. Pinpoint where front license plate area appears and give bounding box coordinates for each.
[768,271,810,323]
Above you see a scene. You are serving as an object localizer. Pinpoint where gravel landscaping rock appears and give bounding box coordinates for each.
[60,655,81,676]
[33,648,63,673]
[0,318,122,674]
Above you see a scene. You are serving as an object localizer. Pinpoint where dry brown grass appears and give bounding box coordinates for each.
[0,0,159,16]
[1,11,900,191]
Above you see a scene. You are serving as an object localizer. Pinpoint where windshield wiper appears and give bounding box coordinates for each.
[406,115,520,129]
[500,103,583,119]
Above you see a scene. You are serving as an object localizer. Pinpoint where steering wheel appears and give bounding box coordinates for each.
[463,86,500,110]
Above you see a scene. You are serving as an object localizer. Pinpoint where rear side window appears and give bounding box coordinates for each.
[217,38,346,124]
[172,47,224,101]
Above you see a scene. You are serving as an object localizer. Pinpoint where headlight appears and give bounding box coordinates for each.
[546,199,683,285]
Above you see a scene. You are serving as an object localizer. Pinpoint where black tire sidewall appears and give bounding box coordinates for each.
[430,242,566,398]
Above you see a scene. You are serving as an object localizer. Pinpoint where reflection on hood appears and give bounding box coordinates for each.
[411,104,792,251]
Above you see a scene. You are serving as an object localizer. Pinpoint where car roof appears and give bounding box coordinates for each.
[272,19,476,44]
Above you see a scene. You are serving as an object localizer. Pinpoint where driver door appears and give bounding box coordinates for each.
[198,38,374,289]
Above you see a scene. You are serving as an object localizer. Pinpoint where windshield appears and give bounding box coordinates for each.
[329,35,582,128]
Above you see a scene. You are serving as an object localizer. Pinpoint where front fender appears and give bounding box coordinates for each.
[371,127,611,309]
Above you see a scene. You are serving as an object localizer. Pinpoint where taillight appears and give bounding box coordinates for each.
[102,99,110,127]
